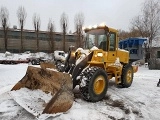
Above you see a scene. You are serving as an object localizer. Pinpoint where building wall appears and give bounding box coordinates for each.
[0,38,4,51]
[148,47,160,70]
[143,36,160,69]
[0,28,77,53]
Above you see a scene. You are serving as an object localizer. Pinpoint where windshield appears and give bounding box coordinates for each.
[84,29,108,50]
[84,28,116,51]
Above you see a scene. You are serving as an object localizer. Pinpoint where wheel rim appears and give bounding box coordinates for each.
[126,70,132,83]
[93,75,105,95]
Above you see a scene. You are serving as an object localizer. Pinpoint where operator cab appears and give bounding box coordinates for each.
[84,25,118,61]
[84,25,117,52]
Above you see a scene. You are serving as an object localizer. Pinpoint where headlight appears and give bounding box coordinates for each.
[97,53,103,57]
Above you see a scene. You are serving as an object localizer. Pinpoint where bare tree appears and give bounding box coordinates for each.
[74,12,84,48]
[129,27,143,38]
[60,12,68,52]
[33,13,41,52]
[0,6,9,51]
[17,6,27,53]
[47,19,55,52]
[131,0,160,46]
[118,28,142,40]
[131,0,160,65]
[118,29,130,40]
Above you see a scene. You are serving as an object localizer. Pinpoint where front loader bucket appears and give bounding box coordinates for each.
[10,66,74,117]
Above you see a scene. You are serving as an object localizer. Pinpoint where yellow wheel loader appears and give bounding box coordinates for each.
[64,24,138,102]
[10,24,138,117]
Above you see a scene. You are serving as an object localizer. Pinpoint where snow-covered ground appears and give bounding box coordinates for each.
[0,63,160,120]
[0,52,53,61]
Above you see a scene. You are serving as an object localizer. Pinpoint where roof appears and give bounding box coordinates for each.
[84,24,118,33]
[119,37,147,45]
[0,27,75,35]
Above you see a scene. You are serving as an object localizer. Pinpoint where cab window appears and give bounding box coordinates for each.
[109,33,116,51]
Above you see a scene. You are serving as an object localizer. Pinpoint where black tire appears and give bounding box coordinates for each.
[31,60,36,65]
[11,61,15,64]
[121,64,133,88]
[79,66,108,102]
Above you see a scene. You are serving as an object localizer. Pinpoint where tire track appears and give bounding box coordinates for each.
[108,87,152,120]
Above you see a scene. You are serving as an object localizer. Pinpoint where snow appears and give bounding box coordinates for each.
[75,46,98,65]
[108,57,123,67]
[0,52,52,61]
[90,46,98,50]
[118,48,129,53]
[75,48,90,65]
[10,88,53,117]
[0,64,28,88]
[0,55,160,119]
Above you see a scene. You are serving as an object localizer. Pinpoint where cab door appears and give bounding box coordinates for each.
[107,32,117,62]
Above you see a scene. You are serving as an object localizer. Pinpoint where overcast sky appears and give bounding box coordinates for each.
[0,0,145,32]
